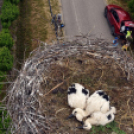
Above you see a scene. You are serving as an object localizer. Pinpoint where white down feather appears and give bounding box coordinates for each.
[68,83,89,109]
[82,107,116,131]
[71,90,110,122]
[86,91,110,115]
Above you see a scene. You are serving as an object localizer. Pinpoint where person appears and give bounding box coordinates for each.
[120,21,129,36]
[122,27,133,51]
[112,37,119,47]
[60,23,65,28]
[120,21,126,33]
[126,28,133,47]
[122,44,128,51]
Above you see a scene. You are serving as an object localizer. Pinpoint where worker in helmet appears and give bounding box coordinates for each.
[122,27,133,51]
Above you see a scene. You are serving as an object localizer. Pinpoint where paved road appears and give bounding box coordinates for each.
[61,0,113,41]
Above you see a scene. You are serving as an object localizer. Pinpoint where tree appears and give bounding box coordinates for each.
[0,1,19,28]
[128,0,134,12]
[128,0,134,18]
[0,29,14,49]
[0,47,13,71]
[5,0,20,5]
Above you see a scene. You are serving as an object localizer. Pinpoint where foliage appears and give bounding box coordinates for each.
[4,0,20,5]
[127,0,134,19]
[0,29,14,49]
[105,121,126,134]
[90,121,126,134]
[0,47,13,71]
[128,0,134,12]
[0,104,11,134]
[0,1,19,28]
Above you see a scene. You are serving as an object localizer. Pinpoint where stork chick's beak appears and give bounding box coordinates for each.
[76,126,83,129]
[66,114,75,120]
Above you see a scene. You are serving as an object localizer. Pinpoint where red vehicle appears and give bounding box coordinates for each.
[104,5,134,37]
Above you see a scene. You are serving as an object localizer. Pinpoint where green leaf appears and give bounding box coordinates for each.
[0,47,13,71]
[4,0,20,5]
[0,1,19,28]
[0,29,14,49]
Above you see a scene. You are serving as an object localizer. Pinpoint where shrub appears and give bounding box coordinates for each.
[4,0,20,5]
[0,1,19,28]
[0,47,13,71]
[128,0,134,12]
[0,21,12,28]
[0,29,14,49]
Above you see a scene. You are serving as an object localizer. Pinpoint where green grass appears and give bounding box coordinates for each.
[0,105,11,134]
[90,121,126,134]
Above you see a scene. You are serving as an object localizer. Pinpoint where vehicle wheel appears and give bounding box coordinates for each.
[111,26,115,36]
[104,7,107,18]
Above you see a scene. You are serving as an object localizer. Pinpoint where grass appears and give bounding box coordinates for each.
[50,0,60,15]
[0,107,11,134]
[90,121,126,134]
[10,0,60,69]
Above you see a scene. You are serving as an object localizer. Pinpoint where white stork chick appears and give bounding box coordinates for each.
[77,106,116,131]
[67,83,89,109]
[86,90,110,114]
[69,90,110,122]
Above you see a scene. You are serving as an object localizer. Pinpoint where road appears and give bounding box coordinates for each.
[60,0,113,41]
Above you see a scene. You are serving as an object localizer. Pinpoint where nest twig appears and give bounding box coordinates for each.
[1,36,134,133]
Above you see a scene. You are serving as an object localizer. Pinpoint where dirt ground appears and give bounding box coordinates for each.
[39,54,134,134]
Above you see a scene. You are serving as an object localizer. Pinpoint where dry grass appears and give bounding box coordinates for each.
[30,0,58,47]
[10,0,61,69]
[50,0,60,15]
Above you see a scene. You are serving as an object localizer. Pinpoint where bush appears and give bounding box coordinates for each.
[127,0,134,19]
[128,0,134,12]
[0,1,19,28]
[4,0,20,5]
[0,21,12,28]
[0,47,13,71]
[0,29,14,49]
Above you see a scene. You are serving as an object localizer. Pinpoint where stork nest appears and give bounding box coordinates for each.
[5,38,134,133]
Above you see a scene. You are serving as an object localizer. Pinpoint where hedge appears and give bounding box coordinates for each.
[4,0,20,5]
[0,47,13,71]
[0,1,19,28]
[0,29,14,49]
[128,0,134,18]
[128,0,134,12]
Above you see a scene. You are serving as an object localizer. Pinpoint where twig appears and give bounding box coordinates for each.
[43,81,64,96]
[55,108,68,115]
